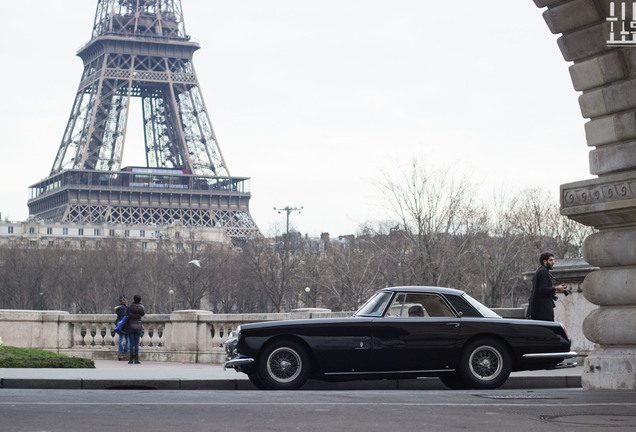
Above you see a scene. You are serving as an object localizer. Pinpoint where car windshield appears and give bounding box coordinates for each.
[355,291,393,316]
[462,293,501,318]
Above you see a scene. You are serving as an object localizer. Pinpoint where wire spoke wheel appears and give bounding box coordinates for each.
[267,347,302,383]
[460,338,511,389]
[257,340,311,390]
[469,345,503,380]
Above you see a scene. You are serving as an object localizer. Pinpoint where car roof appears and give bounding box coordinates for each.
[378,286,466,296]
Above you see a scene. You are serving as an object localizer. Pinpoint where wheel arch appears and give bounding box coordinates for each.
[461,333,516,369]
[258,334,319,376]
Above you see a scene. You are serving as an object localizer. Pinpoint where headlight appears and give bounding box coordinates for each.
[224,336,238,358]
[227,325,242,340]
[224,326,242,359]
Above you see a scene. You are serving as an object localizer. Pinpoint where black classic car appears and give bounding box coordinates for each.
[224,286,576,390]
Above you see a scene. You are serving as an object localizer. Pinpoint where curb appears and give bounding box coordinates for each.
[1,375,582,391]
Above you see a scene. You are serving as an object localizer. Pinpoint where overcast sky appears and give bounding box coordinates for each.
[0,1,592,237]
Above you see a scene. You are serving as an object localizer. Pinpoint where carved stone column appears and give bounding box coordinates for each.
[535,0,636,390]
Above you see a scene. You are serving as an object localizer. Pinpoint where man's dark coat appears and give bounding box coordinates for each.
[527,265,557,321]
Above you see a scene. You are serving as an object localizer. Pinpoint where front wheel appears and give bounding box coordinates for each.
[256,339,311,390]
[248,372,266,390]
[459,338,511,389]
[438,372,469,390]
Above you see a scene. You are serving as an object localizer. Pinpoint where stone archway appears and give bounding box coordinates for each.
[534,0,636,390]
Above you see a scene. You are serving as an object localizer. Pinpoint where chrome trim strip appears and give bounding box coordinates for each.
[324,369,455,376]
[522,351,578,359]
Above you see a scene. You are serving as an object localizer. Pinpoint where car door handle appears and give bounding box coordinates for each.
[446,323,460,328]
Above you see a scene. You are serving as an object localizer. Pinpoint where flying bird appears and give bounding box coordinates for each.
[188,259,201,267]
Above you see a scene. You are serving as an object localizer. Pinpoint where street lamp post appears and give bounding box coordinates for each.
[305,287,311,308]
[169,289,174,312]
[187,259,202,309]
[273,206,303,240]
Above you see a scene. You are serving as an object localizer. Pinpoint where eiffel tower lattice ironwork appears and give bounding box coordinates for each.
[28,0,260,242]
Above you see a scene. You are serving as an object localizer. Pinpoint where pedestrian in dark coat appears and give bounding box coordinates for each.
[127,294,145,364]
[526,252,567,321]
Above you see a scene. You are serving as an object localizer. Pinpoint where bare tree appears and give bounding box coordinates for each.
[302,234,385,311]
[506,187,593,259]
[380,160,481,288]
[98,238,144,302]
[40,247,73,311]
[207,246,251,313]
[243,234,304,313]
[139,250,172,313]
[163,236,219,310]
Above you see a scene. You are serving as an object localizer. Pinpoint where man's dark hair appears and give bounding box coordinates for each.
[539,252,554,265]
[133,294,142,303]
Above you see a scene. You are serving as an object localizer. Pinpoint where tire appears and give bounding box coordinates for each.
[459,338,511,389]
[248,372,266,390]
[438,373,469,390]
[256,339,311,390]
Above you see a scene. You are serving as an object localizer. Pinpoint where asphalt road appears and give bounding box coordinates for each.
[1,388,635,432]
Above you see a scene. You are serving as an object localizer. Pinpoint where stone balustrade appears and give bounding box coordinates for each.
[0,309,352,364]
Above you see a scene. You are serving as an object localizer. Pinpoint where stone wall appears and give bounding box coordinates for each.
[534,0,636,390]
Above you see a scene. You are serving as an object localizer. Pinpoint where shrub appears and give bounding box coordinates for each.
[0,345,95,368]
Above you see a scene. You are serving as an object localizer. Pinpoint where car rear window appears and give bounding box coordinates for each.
[445,294,483,317]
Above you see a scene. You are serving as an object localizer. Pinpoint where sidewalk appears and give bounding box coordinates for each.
[0,360,583,390]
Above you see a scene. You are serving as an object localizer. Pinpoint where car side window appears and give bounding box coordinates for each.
[356,291,393,316]
[419,294,455,317]
[385,294,408,317]
[385,293,455,318]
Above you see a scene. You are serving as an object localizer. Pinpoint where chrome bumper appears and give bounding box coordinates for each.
[522,351,578,368]
[522,351,578,359]
[223,330,255,372]
[223,357,255,371]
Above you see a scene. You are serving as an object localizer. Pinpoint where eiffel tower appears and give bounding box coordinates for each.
[28,0,260,242]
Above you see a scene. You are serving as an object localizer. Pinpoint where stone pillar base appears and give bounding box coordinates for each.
[582,347,636,390]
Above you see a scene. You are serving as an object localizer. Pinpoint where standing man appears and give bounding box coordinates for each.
[127,294,145,364]
[114,295,129,361]
[526,252,567,321]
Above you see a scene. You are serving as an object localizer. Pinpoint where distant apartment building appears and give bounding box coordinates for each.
[0,217,231,251]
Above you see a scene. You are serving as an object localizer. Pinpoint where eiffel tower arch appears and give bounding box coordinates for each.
[28,0,260,243]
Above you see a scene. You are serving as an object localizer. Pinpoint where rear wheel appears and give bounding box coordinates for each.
[256,339,311,390]
[459,338,511,389]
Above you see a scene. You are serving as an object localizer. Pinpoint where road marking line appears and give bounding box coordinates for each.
[1,402,635,407]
